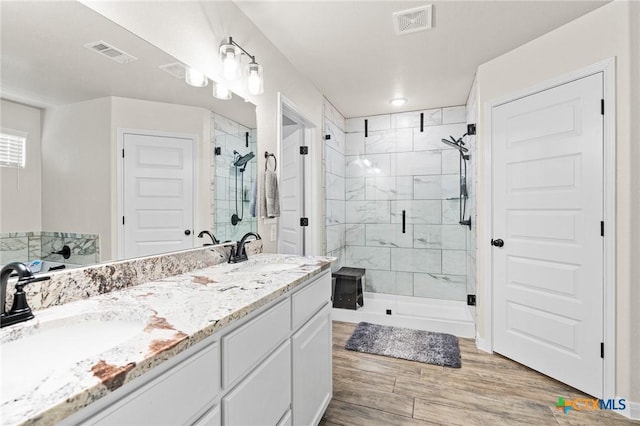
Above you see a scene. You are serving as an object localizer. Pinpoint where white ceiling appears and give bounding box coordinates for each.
[235,0,609,118]
[0,1,256,128]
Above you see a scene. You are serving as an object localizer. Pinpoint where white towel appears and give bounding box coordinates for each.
[262,169,280,218]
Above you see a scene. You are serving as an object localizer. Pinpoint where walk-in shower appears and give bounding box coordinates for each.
[231,150,255,225]
[441,135,472,229]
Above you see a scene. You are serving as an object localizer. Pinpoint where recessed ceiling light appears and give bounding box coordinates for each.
[390,98,407,106]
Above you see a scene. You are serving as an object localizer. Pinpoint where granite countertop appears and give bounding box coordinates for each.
[1,253,334,426]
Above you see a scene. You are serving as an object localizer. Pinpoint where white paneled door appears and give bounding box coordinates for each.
[278,125,304,255]
[492,73,604,397]
[123,132,194,258]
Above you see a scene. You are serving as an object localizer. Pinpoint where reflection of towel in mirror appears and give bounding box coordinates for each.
[261,170,280,218]
[249,179,257,217]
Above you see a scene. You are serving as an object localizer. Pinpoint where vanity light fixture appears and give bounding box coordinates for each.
[212,81,232,100]
[185,67,208,88]
[390,97,407,106]
[219,36,264,95]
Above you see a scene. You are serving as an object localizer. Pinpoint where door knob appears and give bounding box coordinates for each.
[184,230,191,236]
[491,238,504,247]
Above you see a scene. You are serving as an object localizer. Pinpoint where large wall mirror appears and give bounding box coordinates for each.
[0,1,258,271]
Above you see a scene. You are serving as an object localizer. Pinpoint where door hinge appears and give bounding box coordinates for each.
[364,119,368,137]
[122,216,125,225]
[122,149,125,158]
[601,342,604,358]
[601,99,604,115]
[299,146,309,155]
[300,217,309,227]
[245,131,249,148]
[467,294,476,306]
[601,221,605,237]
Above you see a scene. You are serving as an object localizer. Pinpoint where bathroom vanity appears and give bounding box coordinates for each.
[0,252,334,426]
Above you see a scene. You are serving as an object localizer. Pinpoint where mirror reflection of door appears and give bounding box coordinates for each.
[122,131,194,258]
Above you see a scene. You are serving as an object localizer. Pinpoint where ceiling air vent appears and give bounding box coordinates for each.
[159,62,187,79]
[84,41,138,64]
[393,5,432,35]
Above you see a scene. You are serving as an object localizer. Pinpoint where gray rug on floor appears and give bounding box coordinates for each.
[345,322,461,368]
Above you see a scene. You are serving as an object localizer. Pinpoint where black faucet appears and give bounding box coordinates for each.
[197,230,220,246]
[228,232,261,263]
[1,262,50,328]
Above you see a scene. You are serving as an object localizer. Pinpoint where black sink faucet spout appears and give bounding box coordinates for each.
[1,262,50,328]
[197,230,220,246]
[228,232,261,263]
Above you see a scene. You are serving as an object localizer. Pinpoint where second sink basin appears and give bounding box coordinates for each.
[1,312,147,398]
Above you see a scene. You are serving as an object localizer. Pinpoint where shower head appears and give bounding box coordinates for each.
[440,138,469,153]
[233,151,255,167]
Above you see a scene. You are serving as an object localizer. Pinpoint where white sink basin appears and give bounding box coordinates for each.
[237,263,301,273]
[1,313,146,397]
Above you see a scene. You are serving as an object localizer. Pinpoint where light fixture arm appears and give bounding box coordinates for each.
[225,37,256,63]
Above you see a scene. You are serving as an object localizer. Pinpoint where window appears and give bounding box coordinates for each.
[0,128,27,168]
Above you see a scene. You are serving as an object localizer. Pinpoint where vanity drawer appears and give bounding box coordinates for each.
[222,298,290,387]
[222,341,291,426]
[292,272,331,329]
[88,342,220,426]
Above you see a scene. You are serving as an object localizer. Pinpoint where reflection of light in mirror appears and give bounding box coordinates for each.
[185,67,208,87]
[213,82,232,100]
[362,159,372,167]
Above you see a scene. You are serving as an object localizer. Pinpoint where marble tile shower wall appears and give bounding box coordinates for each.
[465,78,478,299]
[212,113,257,243]
[0,232,100,266]
[344,106,469,301]
[323,98,347,272]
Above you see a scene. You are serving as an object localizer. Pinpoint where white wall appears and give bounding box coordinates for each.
[41,97,111,255]
[110,96,211,259]
[80,0,325,255]
[475,1,638,402]
[0,100,42,232]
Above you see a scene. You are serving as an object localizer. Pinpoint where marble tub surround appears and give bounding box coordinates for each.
[1,253,333,426]
[0,231,99,266]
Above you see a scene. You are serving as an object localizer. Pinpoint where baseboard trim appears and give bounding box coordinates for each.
[617,397,640,420]
[475,332,492,353]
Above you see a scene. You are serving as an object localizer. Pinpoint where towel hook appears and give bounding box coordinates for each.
[264,151,277,171]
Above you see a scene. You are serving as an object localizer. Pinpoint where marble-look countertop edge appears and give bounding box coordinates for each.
[2,254,334,426]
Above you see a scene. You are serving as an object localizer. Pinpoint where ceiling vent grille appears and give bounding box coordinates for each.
[84,41,138,64]
[393,5,432,35]
[159,62,187,79]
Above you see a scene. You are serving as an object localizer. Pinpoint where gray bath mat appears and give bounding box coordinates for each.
[345,322,461,368]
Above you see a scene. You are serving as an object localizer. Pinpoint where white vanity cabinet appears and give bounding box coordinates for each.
[292,304,332,426]
[68,269,332,426]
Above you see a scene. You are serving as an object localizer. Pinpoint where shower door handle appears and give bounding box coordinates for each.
[402,210,406,234]
[491,238,504,247]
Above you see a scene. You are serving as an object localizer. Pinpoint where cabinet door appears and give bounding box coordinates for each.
[193,405,220,426]
[292,304,332,426]
[223,341,291,426]
[223,298,291,387]
[88,342,220,426]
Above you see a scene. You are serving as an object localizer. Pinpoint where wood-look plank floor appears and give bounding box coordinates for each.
[320,321,638,426]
